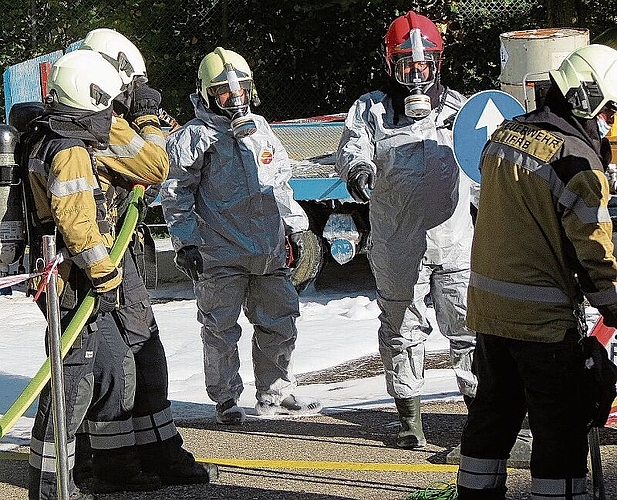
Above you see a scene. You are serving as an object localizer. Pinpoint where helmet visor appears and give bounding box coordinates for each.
[211,80,252,111]
[393,55,436,86]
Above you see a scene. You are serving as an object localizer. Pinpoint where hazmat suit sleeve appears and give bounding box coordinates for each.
[46,146,121,293]
[161,124,208,251]
[263,121,309,234]
[561,168,617,323]
[96,115,169,185]
[335,96,377,182]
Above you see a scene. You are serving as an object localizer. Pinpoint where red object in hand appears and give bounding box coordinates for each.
[285,236,295,267]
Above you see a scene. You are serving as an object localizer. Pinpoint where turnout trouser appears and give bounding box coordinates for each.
[457,330,589,500]
[79,242,186,477]
[29,304,131,499]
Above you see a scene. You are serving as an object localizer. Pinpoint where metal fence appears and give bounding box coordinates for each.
[455,0,535,21]
[1,0,615,126]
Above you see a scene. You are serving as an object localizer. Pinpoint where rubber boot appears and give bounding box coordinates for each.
[394,397,426,449]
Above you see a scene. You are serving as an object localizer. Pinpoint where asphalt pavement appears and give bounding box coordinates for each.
[2,400,616,499]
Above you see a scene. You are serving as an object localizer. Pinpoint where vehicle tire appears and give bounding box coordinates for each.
[291,229,324,294]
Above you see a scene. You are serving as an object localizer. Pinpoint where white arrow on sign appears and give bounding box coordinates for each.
[475,98,506,142]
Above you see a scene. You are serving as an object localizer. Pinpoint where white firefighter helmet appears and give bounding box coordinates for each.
[47,50,124,112]
[81,28,147,86]
[196,47,256,113]
[550,44,617,119]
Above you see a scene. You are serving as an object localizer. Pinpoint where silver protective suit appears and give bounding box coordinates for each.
[336,88,477,399]
[161,94,309,405]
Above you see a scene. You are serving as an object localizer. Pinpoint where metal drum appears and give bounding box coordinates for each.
[499,28,589,111]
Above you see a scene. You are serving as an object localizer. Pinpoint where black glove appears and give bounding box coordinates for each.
[135,184,161,223]
[129,82,162,119]
[598,306,617,328]
[286,232,304,268]
[94,287,118,315]
[346,163,375,203]
[175,245,204,281]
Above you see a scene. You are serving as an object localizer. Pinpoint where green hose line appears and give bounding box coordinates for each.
[0,185,145,439]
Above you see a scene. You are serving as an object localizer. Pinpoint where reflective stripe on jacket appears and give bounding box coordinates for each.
[96,114,169,188]
[28,135,120,294]
[468,117,617,342]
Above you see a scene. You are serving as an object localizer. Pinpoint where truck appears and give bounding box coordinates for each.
[4,27,617,292]
[1,46,369,292]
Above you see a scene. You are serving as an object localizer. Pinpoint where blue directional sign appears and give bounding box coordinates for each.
[453,90,525,183]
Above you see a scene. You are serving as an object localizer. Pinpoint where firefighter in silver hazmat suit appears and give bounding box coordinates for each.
[161,47,322,425]
[335,11,477,448]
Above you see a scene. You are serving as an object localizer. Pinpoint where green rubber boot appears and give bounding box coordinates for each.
[394,397,426,449]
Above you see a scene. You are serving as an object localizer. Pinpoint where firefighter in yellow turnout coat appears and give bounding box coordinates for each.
[23,50,125,500]
[73,29,219,493]
[457,45,617,500]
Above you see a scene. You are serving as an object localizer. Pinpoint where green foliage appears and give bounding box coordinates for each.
[2,0,616,123]
[584,0,617,38]
[405,481,458,500]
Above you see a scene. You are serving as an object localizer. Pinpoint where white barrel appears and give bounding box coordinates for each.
[499,28,589,111]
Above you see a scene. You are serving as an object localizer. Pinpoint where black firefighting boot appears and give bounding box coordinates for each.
[91,446,161,493]
[394,397,427,449]
[68,487,97,500]
[73,432,93,490]
[138,433,220,485]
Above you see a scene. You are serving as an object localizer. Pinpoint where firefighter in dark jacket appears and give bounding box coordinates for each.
[24,50,125,500]
[72,28,219,493]
[457,44,617,500]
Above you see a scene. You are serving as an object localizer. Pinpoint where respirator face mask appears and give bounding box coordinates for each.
[598,115,612,138]
[213,63,257,139]
[393,28,437,119]
[596,102,617,138]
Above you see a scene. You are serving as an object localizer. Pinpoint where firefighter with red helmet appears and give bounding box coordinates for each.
[336,11,477,448]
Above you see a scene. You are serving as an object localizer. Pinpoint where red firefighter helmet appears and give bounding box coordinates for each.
[384,11,443,81]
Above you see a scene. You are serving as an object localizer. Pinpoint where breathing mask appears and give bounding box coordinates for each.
[598,115,612,138]
[402,64,432,119]
[214,63,257,139]
[596,103,617,139]
[392,29,437,119]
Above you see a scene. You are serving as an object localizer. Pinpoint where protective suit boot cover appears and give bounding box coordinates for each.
[395,397,426,448]
[138,434,220,485]
[92,446,161,493]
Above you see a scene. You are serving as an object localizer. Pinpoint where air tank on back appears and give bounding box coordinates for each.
[0,124,25,280]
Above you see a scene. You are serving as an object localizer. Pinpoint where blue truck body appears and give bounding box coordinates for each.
[3,50,367,290]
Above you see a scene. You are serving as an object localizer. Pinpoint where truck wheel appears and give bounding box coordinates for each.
[291,229,324,293]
